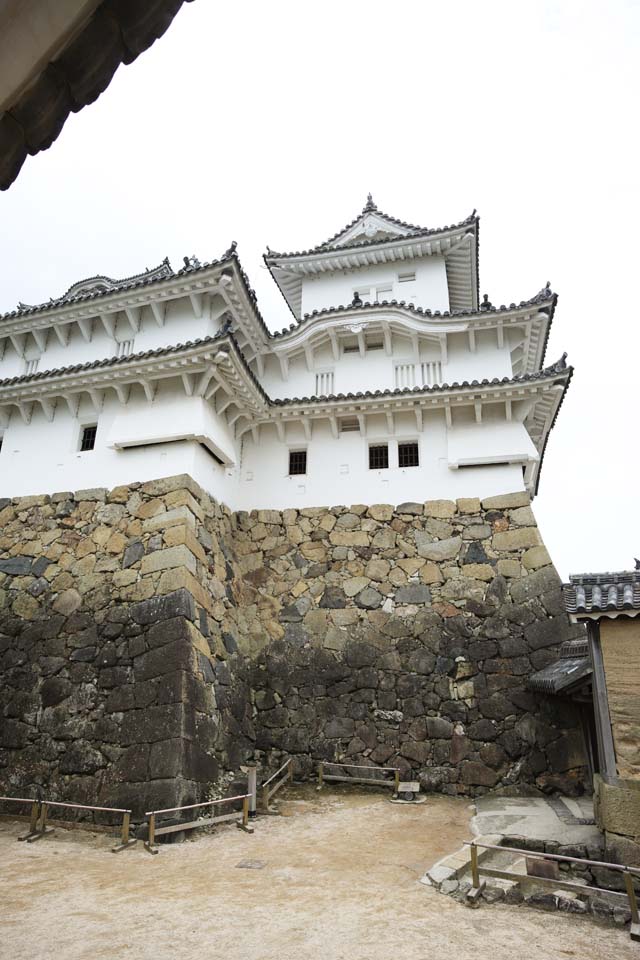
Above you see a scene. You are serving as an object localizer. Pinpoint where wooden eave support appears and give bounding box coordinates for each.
[304,342,314,371]
[125,307,141,334]
[17,401,33,424]
[181,373,195,397]
[189,292,203,319]
[385,411,395,434]
[357,331,366,357]
[150,301,166,327]
[76,318,92,343]
[140,381,156,403]
[275,420,285,442]
[32,328,49,352]
[357,413,366,436]
[100,314,116,338]
[302,416,312,441]
[113,383,130,405]
[439,334,448,365]
[39,398,56,422]
[10,333,26,357]
[414,406,423,432]
[88,388,104,412]
[329,416,338,439]
[278,353,289,381]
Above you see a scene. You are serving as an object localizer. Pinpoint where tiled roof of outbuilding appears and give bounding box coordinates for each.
[563,571,640,615]
[528,638,592,696]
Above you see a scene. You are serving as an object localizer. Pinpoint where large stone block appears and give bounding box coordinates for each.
[417,536,462,562]
[492,527,541,552]
[424,499,456,519]
[481,491,530,510]
[140,544,197,575]
[131,589,196,626]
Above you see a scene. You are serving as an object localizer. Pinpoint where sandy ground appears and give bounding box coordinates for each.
[0,785,635,960]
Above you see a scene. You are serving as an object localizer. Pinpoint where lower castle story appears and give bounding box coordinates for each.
[0,474,587,816]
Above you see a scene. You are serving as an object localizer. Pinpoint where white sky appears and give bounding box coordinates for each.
[1,0,638,579]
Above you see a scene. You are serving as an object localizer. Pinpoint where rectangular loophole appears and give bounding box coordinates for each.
[398,442,419,467]
[289,449,307,475]
[369,444,389,470]
[80,425,97,452]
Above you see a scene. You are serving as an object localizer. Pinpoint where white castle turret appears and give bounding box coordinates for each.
[0,198,571,508]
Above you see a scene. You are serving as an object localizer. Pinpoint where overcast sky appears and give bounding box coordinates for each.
[1,0,638,578]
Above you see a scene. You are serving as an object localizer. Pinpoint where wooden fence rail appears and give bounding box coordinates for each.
[261,758,294,813]
[465,840,640,942]
[317,762,400,794]
[144,793,251,855]
[0,795,136,852]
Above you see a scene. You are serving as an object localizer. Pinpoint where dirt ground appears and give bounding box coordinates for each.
[0,785,635,960]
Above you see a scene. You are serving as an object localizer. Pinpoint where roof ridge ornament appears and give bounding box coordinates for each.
[480,293,493,311]
[363,192,377,213]
[223,240,238,258]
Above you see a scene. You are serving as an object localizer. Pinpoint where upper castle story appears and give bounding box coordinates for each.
[0,198,571,507]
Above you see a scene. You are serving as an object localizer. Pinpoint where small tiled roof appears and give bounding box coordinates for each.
[265,199,478,259]
[563,571,640,614]
[271,284,556,338]
[528,636,592,695]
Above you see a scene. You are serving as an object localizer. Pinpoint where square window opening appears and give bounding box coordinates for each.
[398,441,419,468]
[289,449,307,475]
[80,424,97,452]
[369,444,389,470]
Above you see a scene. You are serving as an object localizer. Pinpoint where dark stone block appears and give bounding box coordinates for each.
[40,677,72,707]
[325,717,355,738]
[426,717,454,739]
[59,741,104,775]
[345,642,378,668]
[280,604,303,622]
[0,557,32,575]
[524,617,569,650]
[401,740,431,763]
[130,590,196,626]
[468,719,499,741]
[319,587,347,609]
[69,645,96,662]
[31,557,50,577]
[407,650,436,674]
[222,632,238,654]
[123,541,144,569]
[498,637,528,657]
[463,542,489,564]
[460,760,499,786]
[197,652,215,682]
[395,584,432,605]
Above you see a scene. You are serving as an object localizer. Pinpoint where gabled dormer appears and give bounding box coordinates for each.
[264,196,479,319]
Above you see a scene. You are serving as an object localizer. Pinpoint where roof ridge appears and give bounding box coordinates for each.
[265,206,478,260]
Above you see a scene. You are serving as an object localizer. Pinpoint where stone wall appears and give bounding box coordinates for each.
[0,476,587,816]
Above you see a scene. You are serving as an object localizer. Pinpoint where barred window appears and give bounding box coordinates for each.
[80,425,97,452]
[116,339,135,358]
[369,444,389,469]
[398,442,419,468]
[289,449,307,475]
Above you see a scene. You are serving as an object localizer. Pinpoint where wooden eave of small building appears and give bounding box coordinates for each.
[264,217,479,319]
[267,297,553,379]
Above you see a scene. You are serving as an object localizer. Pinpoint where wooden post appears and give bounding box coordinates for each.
[623,871,640,941]
[588,620,618,779]
[145,813,159,855]
[470,842,480,888]
[242,795,249,827]
[112,810,137,853]
[247,766,257,819]
[394,769,400,795]
[317,763,324,791]
[18,801,41,841]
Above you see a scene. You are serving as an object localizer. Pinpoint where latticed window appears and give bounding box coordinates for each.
[315,371,334,395]
[25,358,40,376]
[398,442,419,468]
[116,339,135,358]
[80,425,97,452]
[289,449,307,475]
[369,444,389,469]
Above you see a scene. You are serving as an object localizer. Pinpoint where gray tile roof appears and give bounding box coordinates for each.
[270,284,556,339]
[528,636,590,696]
[563,571,640,614]
[269,354,571,407]
[265,203,478,259]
